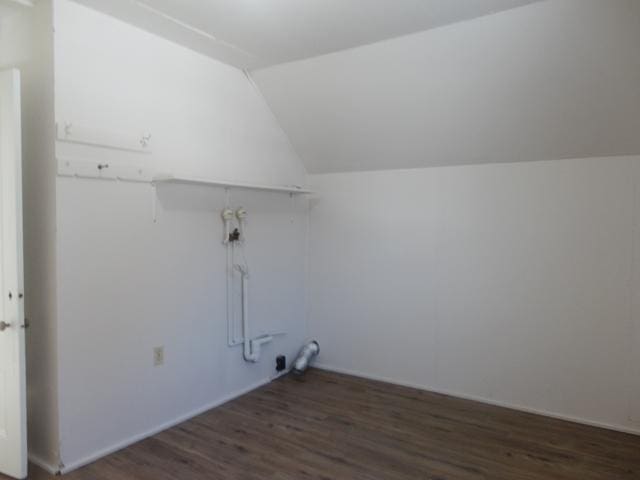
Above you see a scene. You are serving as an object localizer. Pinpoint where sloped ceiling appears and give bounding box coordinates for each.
[0,0,33,18]
[69,0,541,69]
[252,0,640,173]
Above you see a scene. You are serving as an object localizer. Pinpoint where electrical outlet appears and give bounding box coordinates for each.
[153,346,164,366]
[276,355,286,372]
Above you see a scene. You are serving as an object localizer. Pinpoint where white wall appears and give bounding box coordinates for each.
[0,7,29,68]
[54,2,305,187]
[253,0,640,173]
[17,0,640,472]
[1,0,59,470]
[309,156,640,434]
[54,0,308,470]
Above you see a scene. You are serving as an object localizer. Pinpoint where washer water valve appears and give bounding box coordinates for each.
[222,208,235,244]
[236,207,247,242]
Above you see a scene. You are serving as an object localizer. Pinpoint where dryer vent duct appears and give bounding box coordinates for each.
[292,341,320,375]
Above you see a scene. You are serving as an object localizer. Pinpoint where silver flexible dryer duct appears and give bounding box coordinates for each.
[292,341,320,375]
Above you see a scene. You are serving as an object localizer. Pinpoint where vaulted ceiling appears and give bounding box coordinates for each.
[68,0,640,174]
[70,0,542,70]
[253,0,640,173]
[0,0,33,18]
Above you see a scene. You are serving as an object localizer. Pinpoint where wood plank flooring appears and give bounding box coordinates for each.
[9,369,640,479]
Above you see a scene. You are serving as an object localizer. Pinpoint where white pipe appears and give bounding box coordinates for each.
[225,204,241,346]
[236,264,272,362]
[225,206,275,360]
[238,265,253,361]
[248,335,273,363]
[226,244,237,346]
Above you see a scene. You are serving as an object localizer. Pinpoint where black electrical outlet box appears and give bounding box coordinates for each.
[276,355,286,372]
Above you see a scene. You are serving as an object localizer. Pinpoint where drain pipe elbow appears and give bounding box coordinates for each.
[244,340,259,363]
[244,335,273,363]
[292,340,320,375]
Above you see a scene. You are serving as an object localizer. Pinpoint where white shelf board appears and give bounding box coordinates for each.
[152,174,313,194]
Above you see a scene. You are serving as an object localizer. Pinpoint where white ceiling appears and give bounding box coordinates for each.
[70,0,542,69]
[0,0,32,18]
[253,0,640,173]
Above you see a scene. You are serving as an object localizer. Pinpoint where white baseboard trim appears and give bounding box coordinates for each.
[59,377,273,474]
[28,452,59,475]
[314,363,640,437]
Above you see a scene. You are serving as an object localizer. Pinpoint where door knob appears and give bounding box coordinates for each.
[0,321,12,332]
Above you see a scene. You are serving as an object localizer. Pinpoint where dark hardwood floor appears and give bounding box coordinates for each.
[12,369,640,479]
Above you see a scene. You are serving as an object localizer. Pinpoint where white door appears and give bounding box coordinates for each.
[632,159,640,423]
[0,69,27,479]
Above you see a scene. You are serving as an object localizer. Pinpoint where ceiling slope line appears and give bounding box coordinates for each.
[243,69,307,174]
[133,0,255,59]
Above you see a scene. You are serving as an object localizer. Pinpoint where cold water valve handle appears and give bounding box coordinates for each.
[222,208,235,244]
[236,207,247,242]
